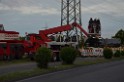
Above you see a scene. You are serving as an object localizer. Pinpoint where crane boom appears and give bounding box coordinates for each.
[39,24,72,35]
[39,22,88,41]
[72,22,88,36]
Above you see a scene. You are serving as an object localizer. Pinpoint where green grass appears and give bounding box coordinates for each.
[0,68,49,82]
[0,65,75,82]
[0,57,124,82]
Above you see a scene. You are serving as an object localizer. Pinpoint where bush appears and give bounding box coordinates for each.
[114,50,121,57]
[60,47,77,64]
[121,51,124,56]
[103,48,113,59]
[35,47,52,69]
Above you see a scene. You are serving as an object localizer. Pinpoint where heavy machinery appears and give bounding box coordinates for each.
[0,24,25,60]
[0,22,88,61]
[0,0,105,60]
[25,22,88,61]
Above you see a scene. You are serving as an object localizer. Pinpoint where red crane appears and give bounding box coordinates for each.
[38,22,88,42]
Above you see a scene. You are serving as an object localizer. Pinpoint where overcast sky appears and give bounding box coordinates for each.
[0,0,124,38]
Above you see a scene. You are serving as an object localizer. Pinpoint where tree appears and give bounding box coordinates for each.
[60,47,77,64]
[19,37,25,40]
[113,29,124,45]
[103,48,113,59]
[35,47,52,69]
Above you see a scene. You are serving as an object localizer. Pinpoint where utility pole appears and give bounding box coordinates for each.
[61,0,82,42]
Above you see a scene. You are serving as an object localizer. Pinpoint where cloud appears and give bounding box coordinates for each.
[0,3,9,11]
[14,6,59,15]
[0,1,59,15]
[82,2,124,17]
[0,0,124,38]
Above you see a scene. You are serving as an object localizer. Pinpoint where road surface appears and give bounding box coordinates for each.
[17,60,124,82]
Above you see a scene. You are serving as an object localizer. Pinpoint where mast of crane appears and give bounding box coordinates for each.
[61,0,82,42]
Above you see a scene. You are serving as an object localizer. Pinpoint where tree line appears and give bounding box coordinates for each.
[112,29,124,45]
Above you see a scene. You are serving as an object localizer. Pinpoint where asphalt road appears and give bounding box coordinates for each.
[17,60,124,82]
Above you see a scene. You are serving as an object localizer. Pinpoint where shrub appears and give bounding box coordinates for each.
[35,47,52,69]
[103,48,113,59]
[60,47,77,64]
[121,51,124,56]
[114,50,121,57]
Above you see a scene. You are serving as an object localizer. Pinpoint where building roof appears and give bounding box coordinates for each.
[0,31,19,34]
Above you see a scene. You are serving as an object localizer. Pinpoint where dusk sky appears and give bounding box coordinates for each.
[0,0,124,38]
